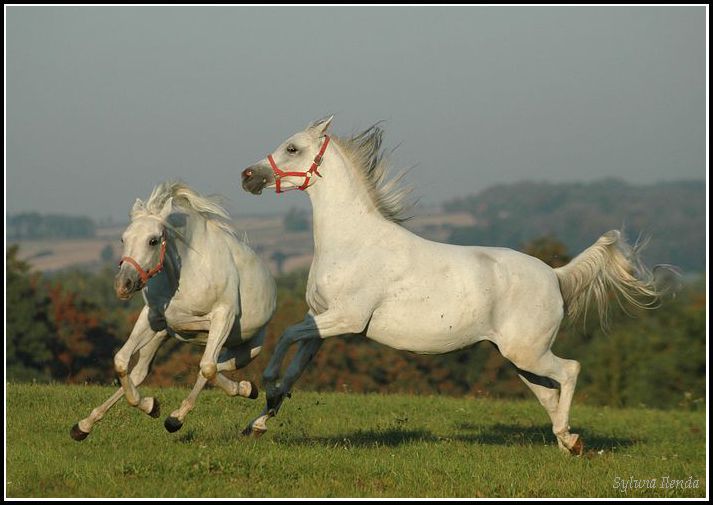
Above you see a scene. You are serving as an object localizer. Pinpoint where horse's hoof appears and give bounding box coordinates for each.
[148,398,161,418]
[164,416,183,433]
[569,435,584,456]
[248,381,259,400]
[70,423,89,442]
[241,419,267,438]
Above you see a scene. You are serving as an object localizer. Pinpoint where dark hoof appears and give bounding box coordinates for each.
[164,416,183,433]
[569,435,584,456]
[148,398,160,418]
[70,423,89,441]
[241,424,253,437]
[248,381,259,400]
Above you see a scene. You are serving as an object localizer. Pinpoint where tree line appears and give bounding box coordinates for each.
[8,213,96,240]
[5,238,705,411]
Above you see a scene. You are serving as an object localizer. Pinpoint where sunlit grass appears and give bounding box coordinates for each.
[6,383,706,498]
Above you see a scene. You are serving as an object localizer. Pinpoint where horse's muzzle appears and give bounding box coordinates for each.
[114,269,142,300]
[241,164,273,195]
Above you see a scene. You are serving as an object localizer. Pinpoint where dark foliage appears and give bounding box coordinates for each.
[6,241,705,410]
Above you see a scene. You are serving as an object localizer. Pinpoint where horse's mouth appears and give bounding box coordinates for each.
[241,164,273,195]
[241,176,269,195]
[115,287,139,300]
[115,279,145,300]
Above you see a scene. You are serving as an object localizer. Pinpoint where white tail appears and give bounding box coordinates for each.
[555,230,665,328]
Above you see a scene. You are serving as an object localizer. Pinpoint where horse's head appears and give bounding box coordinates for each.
[241,116,333,195]
[114,197,171,300]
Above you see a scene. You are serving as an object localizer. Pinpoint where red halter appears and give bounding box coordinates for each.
[119,229,167,285]
[267,135,331,193]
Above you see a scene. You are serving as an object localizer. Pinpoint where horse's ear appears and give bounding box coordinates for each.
[308,115,334,136]
[159,197,173,220]
[130,199,145,219]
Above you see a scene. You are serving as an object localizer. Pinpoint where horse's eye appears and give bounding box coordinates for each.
[149,237,159,247]
[286,144,298,154]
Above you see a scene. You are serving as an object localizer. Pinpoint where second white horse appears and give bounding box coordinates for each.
[71,181,276,440]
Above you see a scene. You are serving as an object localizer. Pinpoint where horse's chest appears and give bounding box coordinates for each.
[148,298,213,344]
[306,268,350,314]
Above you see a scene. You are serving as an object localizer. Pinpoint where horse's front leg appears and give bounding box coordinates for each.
[249,310,368,436]
[72,321,167,440]
[164,307,234,429]
[243,337,322,436]
[165,330,263,433]
[198,306,236,383]
[114,306,167,416]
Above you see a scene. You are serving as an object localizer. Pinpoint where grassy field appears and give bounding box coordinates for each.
[5,383,707,498]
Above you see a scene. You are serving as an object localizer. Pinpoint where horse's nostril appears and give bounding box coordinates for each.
[242,168,254,180]
[124,278,133,290]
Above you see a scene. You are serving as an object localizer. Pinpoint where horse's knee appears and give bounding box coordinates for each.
[569,360,581,376]
[562,360,581,385]
[200,363,218,381]
[114,355,129,377]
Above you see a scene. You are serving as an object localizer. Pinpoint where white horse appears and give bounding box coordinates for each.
[239,117,666,454]
[70,181,276,440]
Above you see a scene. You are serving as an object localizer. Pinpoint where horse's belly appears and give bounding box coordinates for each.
[364,301,491,354]
[165,315,252,347]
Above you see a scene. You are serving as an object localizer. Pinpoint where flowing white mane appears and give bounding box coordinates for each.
[135,180,241,240]
[333,125,415,224]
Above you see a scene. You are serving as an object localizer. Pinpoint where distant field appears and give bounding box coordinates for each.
[6,384,706,498]
[8,210,474,274]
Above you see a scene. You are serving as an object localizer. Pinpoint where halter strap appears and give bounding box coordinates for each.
[119,229,167,284]
[267,135,331,194]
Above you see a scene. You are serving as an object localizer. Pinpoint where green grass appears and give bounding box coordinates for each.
[6,383,707,498]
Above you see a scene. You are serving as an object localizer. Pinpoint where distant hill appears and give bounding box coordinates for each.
[443,178,705,273]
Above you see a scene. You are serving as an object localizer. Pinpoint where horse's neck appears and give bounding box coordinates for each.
[164,210,209,280]
[306,151,393,255]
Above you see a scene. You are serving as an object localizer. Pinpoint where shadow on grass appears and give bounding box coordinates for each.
[452,422,641,451]
[274,423,640,451]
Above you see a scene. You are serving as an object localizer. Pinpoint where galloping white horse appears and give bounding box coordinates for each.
[239,117,666,454]
[70,181,276,440]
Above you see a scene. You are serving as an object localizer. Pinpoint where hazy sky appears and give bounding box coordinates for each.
[6,6,706,222]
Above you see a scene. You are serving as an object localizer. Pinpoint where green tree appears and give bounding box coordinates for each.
[6,246,55,381]
[522,235,572,268]
[284,207,310,232]
[100,244,115,264]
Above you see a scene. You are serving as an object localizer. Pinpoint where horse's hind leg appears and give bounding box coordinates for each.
[212,327,265,399]
[71,389,125,441]
[509,350,582,454]
[516,372,561,447]
[165,329,265,432]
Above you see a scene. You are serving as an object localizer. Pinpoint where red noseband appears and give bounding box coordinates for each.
[119,230,167,285]
[267,135,331,194]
